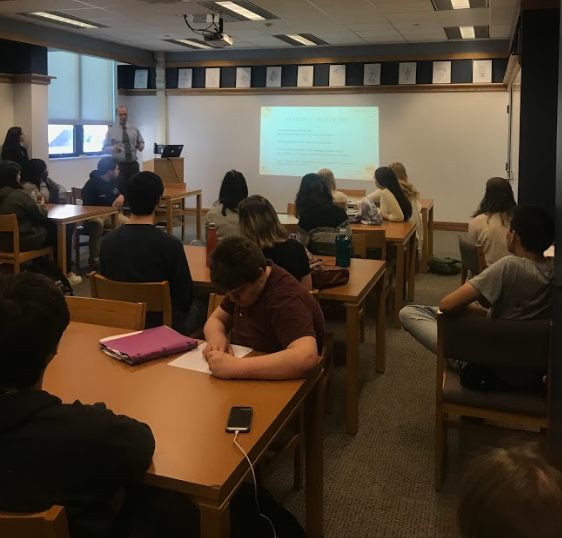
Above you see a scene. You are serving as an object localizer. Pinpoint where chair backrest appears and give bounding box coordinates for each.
[207,293,226,319]
[89,273,172,327]
[71,187,83,205]
[0,214,19,255]
[63,191,74,204]
[437,313,551,370]
[0,505,71,538]
[66,296,147,330]
[339,189,366,198]
[352,229,386,259]
[458,235,486,276]
[287,202,296,216]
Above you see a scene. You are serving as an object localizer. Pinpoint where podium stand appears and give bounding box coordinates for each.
[143,157,184,186]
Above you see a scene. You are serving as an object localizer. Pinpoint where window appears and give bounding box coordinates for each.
[48,50,115,158]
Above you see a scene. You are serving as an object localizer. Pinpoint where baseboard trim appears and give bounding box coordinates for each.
[434,222,468,232]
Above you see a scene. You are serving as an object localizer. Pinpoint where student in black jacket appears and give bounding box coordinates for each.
[1,126,29,171]
[100,171,204,336]
[82,156,129,271]
[0,273,155,538]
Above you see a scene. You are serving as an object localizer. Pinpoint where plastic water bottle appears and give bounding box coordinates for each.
[335,227,351,268]
[206,223,218,267]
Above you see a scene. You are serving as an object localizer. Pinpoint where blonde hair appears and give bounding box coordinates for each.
[389,162,418,200]
[238,195,288,250]
[317,168,337,193]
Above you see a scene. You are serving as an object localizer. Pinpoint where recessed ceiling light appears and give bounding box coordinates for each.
[431,0,488,10]
[21,11,106,29]
[273,34,328,46]
[199,1,278,21]
[459,26,476,38]
[164,38,212,49]
[216,1,264,20]
[445,25,489,39]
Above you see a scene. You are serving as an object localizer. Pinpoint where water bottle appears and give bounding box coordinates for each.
[335,227,351,268]
[206,223,218,267]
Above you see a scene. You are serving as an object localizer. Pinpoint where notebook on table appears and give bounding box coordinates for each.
[100,325,198,365]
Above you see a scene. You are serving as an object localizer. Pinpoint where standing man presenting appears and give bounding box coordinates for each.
[103,106,145,188]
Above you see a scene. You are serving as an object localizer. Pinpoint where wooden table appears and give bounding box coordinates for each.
[157,188,202,240]
[44,322,324,538]
[184,245,386,435]
[277,214,416,328]
[420,199,434,274]
[46,204,119,273]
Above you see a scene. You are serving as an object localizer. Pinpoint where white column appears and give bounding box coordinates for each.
[155,52,167,146]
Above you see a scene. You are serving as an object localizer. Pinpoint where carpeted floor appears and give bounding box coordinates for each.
[72,226,524,538]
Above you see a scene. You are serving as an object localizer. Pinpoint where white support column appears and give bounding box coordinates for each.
[155,52,167,146]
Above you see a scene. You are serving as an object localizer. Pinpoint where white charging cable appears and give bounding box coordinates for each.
[233,430,278,538]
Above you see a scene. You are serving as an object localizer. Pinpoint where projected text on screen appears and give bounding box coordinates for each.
[259,106,379,180]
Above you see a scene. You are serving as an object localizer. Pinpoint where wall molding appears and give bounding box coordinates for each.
[503,54,521,87]
[168,51,508,69]
[434,222,468,232]
[120,83,505,97]
[0,73,54,85]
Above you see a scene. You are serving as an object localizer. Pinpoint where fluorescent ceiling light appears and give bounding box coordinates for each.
[451,0,470,8]
[286,34,317,46]
[459,26,476,38]
[215,1,264,20]
[27,11,99,29]
[175,39,211,49]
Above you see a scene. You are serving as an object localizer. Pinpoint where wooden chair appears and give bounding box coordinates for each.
[207,292,224,319]
[339,188,366,199]
[286,202,296,216]
[0,505,70,538]
[435,312,551,491]
[89,272,172,327]
[71,187,113,271]
[458,235,487,284]
[66,296,146,330]
[0,214,53,274]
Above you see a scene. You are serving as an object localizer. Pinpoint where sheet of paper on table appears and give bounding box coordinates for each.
[168,342,253,374]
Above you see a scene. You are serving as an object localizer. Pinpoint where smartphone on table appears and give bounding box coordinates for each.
[226,406,253,433]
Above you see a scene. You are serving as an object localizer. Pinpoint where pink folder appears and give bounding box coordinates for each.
[100,326,198,365]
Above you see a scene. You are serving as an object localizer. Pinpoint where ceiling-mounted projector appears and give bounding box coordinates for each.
[184,13,233,48]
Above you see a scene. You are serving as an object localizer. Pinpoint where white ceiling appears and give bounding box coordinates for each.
[0,0,518,52]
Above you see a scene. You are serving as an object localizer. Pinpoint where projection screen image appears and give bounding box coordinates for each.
[259,106,380,180]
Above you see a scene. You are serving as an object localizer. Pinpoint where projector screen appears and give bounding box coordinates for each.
[259,106,379,180]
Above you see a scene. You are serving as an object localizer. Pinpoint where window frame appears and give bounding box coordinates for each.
[48,124,108,159]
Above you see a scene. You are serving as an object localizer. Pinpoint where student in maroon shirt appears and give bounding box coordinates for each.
[203,236,325,380]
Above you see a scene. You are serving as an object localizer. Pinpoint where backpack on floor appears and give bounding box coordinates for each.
[27,257,74,296]
[427,256,462,275]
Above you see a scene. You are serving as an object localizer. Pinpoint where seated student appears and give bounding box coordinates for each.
[468,177,517,266]
[1,126,28,171]
[238,195,312,291]
[82,156,129,271]
[317,168,348,209]
[100,171,203,336]
[205,169,248,239]
[0,273,155,538]
[21,158,67,204]
[399,205,554,386]
[203,236,325,380]
[389,162,423,251]
[458,444,562,538]
[367,166,412,222]
[295,172,351,256]
[20,159,81,286]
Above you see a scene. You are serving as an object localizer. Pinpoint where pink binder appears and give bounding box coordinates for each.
[100,326,198,365]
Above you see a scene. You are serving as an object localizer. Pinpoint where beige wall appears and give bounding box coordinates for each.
[0,83,14,142]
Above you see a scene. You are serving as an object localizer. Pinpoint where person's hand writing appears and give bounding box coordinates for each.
[202,338,232,360]
[207,351,239,379]
[37,198,45,206]
[112,194,125,209]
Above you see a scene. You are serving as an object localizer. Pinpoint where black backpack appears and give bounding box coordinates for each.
[27,257,74,296]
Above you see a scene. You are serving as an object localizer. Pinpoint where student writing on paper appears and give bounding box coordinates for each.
[100,171,205,336]
[0,273,155,538]
[203,236,325,380]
